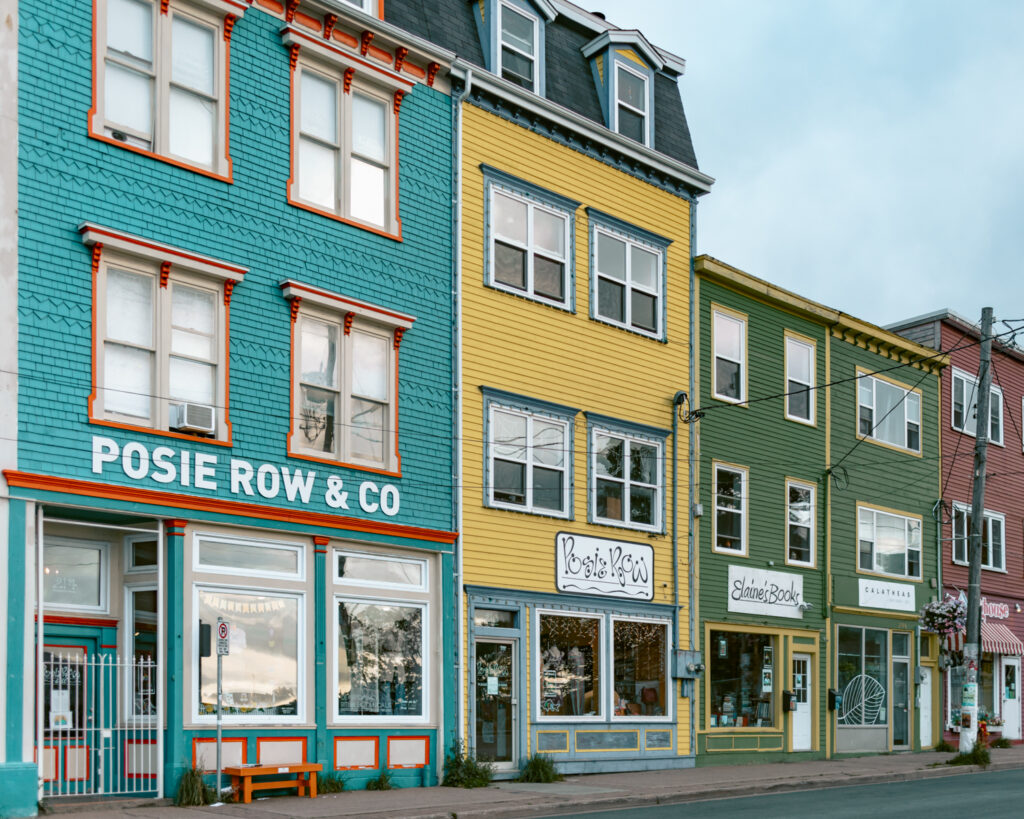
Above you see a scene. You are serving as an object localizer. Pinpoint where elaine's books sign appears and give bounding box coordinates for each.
[555,533,653,600]
[858,578,915,612]
[727,565,804,619]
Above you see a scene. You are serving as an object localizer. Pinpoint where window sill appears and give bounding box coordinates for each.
[288,448,401,479]
[855,568,923,583]
[711,547,749,557]
[89,416,232,448]
[784,414,817,428]
[287,195,402,242]
[857,434,922,458]
[712,392,746,406]
[485,502,573,521]
[589,313,666,344]
[483,280,575,314]
[88,129,233,183]
[590,517,663,537]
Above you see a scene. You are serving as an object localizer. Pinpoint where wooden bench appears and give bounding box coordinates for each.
[223,762,323,804]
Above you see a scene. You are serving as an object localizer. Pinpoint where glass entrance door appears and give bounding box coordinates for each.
[892,632,911,748]
[475,640,516,766]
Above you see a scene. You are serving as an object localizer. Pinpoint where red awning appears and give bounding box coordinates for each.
[981,622,1024,655]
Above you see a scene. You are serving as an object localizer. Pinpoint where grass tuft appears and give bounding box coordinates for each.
[442,741,495,788]
[174,766,217,806]
[317,771,347,793]
[946,744,991,768]
[366,771,393,791]
[517,754,563,783]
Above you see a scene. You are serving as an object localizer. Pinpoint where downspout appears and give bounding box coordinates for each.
[451,65,473,747]
[687,194,697,756]
[672,388,685,744]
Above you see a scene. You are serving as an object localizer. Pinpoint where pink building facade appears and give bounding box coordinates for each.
[891,310,1024,744]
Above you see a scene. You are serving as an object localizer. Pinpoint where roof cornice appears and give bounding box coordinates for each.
[451,60,713,194]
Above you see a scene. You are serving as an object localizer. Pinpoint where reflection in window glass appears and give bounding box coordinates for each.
[708,631,774,728]
[197,589,300,717]
[44,543,104,609]
[837,626,887,726]
[130,589,158,717]
[539,614,601,717]
[197,538,299,576]
[337,600,423,717]
[613,621,667,717]
[473,608,517,628]
[337,552,424,588]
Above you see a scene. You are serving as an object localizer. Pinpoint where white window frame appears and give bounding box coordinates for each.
[951,504,1006,571]
[290,52,400,234]
[785,479,816,568]
[338,0,378,13]
[784,334,816,425]
[334,549,429,592]
[613,62,649,146]
[951,366,1003,446]
[535,609,605,723]
[712,462,748,556]
[609,615,673,723]
[856,372,921,454]
[487,403,572,518]
[91,0,236,175]
[192,582,306,724]
[712,306,747,404]
[591,223,664,339]
[123,583,159,723]
[497,1,539,92]
[856,505,923,581]
[332,593,430,724]
[124,532,160,574]
[487,184,572,308]
[590,425,663,533]
[192,532,306,581]
[42,537,111,614]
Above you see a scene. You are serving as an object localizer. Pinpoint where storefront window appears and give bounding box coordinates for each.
[949,655,997,726]
[129,588,157,718]
[44,540,107,611]
[613,620,667,718]
[837,626,887,726]
[708,630,775,728]
[197,588,301,718]
[337,599,424,718]
[539,614,601,718]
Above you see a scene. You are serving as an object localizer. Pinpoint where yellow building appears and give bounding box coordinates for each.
[444,0,712,776]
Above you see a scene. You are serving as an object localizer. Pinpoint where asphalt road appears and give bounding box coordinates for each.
[541,768,1024,818]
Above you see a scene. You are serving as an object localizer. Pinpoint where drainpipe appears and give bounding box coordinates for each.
[672,389,686,684]
[451,65,473,748]
[687,194,698,756]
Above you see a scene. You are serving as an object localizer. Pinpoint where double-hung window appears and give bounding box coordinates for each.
[785,334,815,424]
[92,0,236,175]
[485,390,574,517]
[713,463,747,555]
[484,167,577,308]
[614,64,648,145]
[952,367,1003,445]
[951,504,1005,571]
[589,209,669,339]
[857,505,922,580]
[785,480,815,567]
[498,2,539,90]
[712,306,746,403]
[83,223,244,440]
[283,281,412,473]
[857,372,921,453]
[590,417,665,532]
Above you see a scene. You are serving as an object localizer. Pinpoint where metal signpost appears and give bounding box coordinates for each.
[216,618,230,797]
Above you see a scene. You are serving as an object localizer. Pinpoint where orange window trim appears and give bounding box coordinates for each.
[4,471,459,544]
[386,735,430,769]
[193,737,247,771]
[333,735,379,770]
[256,736,309,763]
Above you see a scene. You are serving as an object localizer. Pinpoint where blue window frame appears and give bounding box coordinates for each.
[482,387,577,518]
[587,208,670,340]
[482,165,579,311]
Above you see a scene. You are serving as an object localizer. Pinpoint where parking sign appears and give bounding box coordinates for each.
[217,618,230,655]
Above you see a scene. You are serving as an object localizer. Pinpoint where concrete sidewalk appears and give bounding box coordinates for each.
[43,745,1024,819]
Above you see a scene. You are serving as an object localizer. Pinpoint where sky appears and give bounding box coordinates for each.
[584,0,1024,328]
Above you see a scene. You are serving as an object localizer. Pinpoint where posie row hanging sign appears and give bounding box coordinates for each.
[555,532,654,600]
[90,435,400,516]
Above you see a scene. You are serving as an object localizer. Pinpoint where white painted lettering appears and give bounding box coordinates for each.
[122,442,149,480]
[324,476,349,509]
[151,446,177,484]
[180,451,191,487]
[256,463,280,499]
[92,436,119,474]
[230,459,255,496]
[359,481,380,513]
[194,453,218,490]
[282,467,315,504]
[380,484,400,517]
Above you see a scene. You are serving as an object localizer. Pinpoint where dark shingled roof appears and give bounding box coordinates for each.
[383,0,699,170]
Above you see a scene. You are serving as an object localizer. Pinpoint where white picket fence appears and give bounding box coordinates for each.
[39,652,161,797]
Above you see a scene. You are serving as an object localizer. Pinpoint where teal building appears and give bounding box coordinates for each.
[1,1,456,814]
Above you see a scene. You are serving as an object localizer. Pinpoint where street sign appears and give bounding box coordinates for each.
[217,618,230,655]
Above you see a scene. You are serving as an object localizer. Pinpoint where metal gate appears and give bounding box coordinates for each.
[39,652,161,797]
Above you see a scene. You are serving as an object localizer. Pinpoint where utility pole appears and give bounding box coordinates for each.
[960,307,993,753]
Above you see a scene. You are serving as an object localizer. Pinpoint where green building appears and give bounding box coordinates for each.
[692,257,946,763]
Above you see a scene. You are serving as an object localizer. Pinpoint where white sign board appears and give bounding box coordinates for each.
[727,565,804,619]
[858,578,916,612]
[555,533,653,600]
[216,618,230,655]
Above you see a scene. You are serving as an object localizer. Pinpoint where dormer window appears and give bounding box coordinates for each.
[500,3,538,90]
[615,64,648,143]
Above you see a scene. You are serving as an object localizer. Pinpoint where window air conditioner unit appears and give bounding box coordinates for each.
[170,403,216,434]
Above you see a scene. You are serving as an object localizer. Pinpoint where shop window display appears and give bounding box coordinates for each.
[612,620,667,717]
[837,626,887,726]
[949,655,997,727]
[708,631,775,728]
[539,614,601,717]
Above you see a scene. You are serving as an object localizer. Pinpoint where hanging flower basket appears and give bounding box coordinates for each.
[920,594,966,665]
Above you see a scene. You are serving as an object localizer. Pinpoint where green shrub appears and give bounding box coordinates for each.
[443,741,494,788]
[517,754,563,783]
[317,771,347,793]
[366,771,393,791]
[175,766,217,806]
[990,736,1012,749]
[946,744,990,768]
[934,739,957,753]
